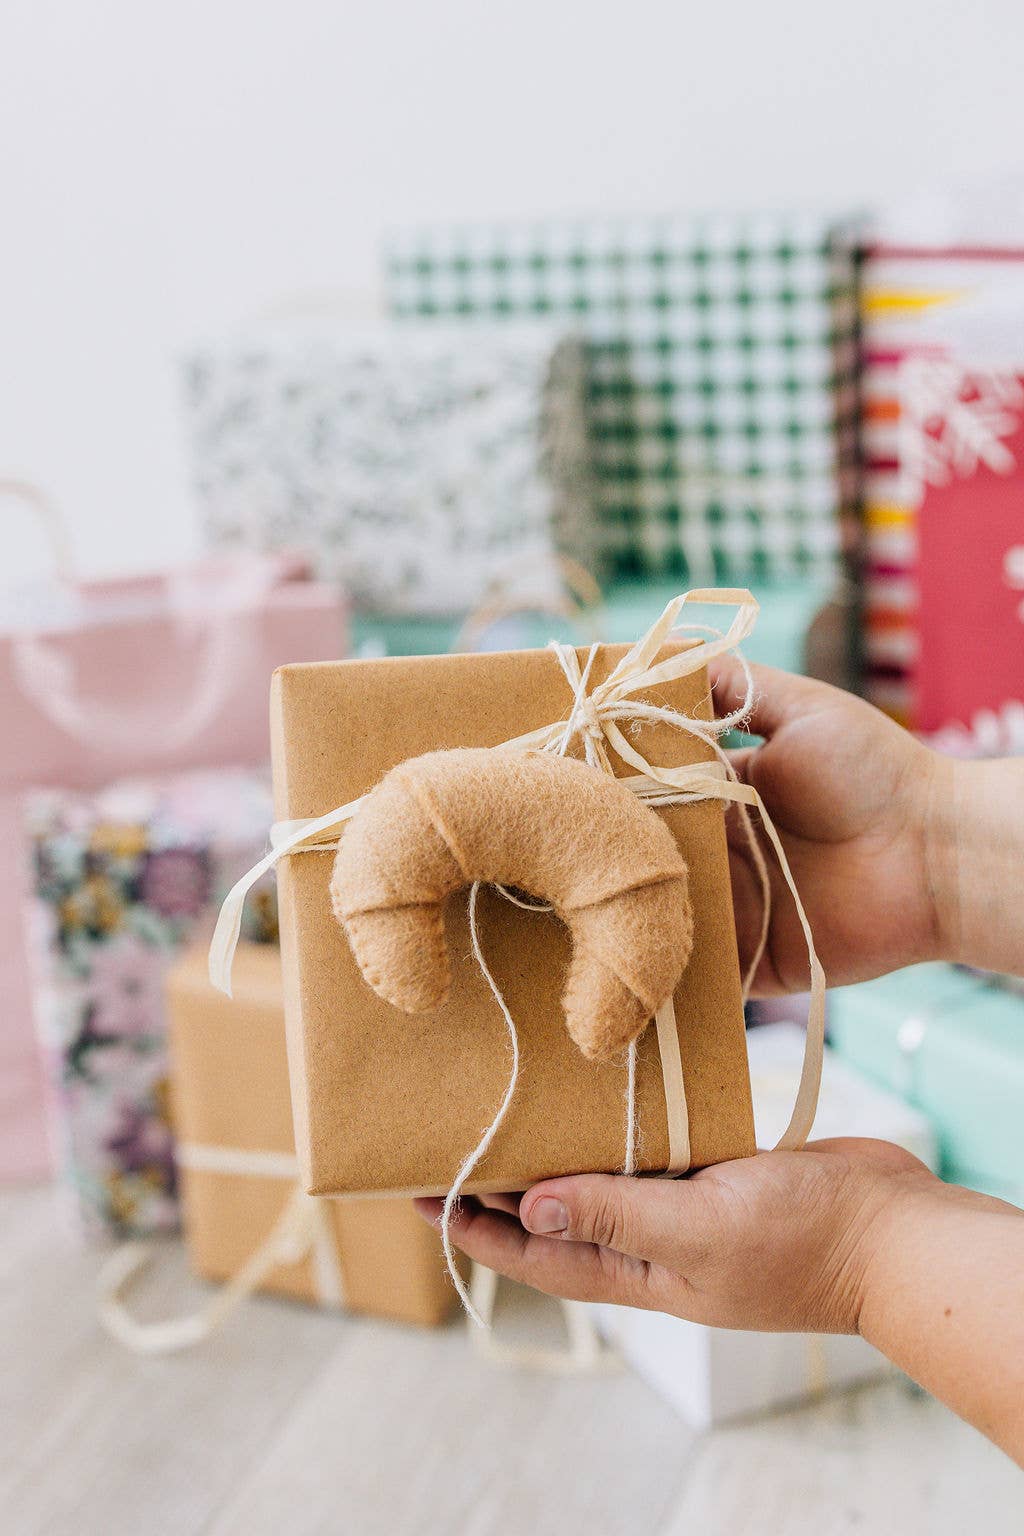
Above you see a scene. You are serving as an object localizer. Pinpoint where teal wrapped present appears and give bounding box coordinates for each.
[383,214,861,584]
[352,574,834,678]
[829,965,1024,1206]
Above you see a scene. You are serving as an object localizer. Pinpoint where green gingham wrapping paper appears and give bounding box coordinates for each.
[183,326,593,616]
[384,215,861,581]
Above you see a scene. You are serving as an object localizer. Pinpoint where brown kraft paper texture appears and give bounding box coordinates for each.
[270,641,756,1197]
[168,940,457,1326]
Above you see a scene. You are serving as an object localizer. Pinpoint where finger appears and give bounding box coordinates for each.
[709,656,830,741]
[477,1191,522,1216]
[421,1197,656,1307]
[520,1173,704,1268]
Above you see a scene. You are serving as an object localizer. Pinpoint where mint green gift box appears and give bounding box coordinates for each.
[352,574,834,676]
[829,965,1024,1206]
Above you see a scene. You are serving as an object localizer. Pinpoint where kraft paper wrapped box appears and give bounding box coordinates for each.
[269,638,756,1198]
[168,940,457,1326]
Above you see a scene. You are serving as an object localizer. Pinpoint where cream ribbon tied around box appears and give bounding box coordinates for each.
[210,588,826,1324]
[97,1145,344,1354]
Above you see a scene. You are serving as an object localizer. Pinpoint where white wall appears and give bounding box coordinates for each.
[3,0,1023,581]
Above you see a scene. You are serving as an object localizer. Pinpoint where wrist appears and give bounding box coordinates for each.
[920,751,963,967]
[922,756,1024,973]
[852,1169,946,1342]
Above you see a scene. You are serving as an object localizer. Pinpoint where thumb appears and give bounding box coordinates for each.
[520,1173,695,1265]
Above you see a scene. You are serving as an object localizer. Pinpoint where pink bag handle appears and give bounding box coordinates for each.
[0,478,75,581]
[9,513,282,756]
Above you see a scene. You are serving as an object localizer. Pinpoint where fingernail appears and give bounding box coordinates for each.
[524,1197,569,1235]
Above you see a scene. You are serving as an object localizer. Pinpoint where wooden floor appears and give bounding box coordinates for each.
[3,1184,1022,1536]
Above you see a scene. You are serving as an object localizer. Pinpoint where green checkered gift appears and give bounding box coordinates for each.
[384,215,860,582]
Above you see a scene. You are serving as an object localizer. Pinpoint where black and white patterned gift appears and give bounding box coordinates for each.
[183,326,593,615]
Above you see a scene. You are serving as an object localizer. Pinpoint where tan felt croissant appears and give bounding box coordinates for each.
[331,747,693,1061]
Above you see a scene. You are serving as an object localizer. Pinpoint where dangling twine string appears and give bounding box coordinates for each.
[208,589,827,1322]
[443,881,522,1325]
[623,1041,639,1177]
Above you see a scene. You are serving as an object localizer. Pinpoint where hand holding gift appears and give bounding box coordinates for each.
[211,589,826,1320]
[422,669,1024,1467]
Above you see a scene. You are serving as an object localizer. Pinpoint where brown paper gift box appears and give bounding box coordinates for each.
[271,641,756,1197]
[167,941,457,1327]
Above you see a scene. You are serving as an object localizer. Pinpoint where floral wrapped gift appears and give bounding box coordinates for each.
[183,325,593,616]
[29,768,277,1239]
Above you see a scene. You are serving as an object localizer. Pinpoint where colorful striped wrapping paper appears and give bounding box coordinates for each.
[861,247,1024,737]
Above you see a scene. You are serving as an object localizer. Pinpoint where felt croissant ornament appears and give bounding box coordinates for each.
[331,747,694,1061]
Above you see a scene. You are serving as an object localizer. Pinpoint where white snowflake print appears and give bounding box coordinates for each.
[1005,543,1024,624]
[899,358,1023,496]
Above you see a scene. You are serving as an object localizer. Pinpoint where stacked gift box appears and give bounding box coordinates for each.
[383,213,861,586]
[183,325,593,617]
[860,246,1024,738]
[0,548,346,1183]
[829,964,1024,1208]
[27,765,457,1332]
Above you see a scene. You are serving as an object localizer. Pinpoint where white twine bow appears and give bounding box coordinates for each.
[208,588,825,1324]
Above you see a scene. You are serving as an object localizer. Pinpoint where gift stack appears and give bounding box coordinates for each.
[384,214,861,585]
[1,545,345,1186]
[829,964,1024,1208]
[182,326,593,618]
[860,246,1024,741]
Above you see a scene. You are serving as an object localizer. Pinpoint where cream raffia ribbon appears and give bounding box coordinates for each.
[96,1146,344,1355]
[208,589,826,1311]
[467,1263,617,1374]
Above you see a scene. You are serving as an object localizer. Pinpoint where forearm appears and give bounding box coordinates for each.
[926,757,1024,977]
[858,1181,1024,1463]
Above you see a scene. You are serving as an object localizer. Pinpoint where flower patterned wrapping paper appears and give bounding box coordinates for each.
[28,768,278,1239]
[182,325,594,615]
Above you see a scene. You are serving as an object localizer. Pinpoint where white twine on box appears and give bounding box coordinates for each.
[208,589,827,1325]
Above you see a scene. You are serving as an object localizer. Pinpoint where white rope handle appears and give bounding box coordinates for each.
[0,477,75,581]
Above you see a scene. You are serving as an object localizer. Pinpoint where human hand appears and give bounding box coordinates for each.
[417,1138,935,1334]
[710,659,951,994]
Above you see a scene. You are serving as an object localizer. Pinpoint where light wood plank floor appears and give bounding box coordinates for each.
[3,1184,1021,1536]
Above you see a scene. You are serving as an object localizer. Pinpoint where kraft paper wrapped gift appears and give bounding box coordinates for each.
[168,940,457,1326]
[268,639,758,1197]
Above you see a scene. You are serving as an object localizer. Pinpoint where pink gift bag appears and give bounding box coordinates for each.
[0,482,347,1180]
